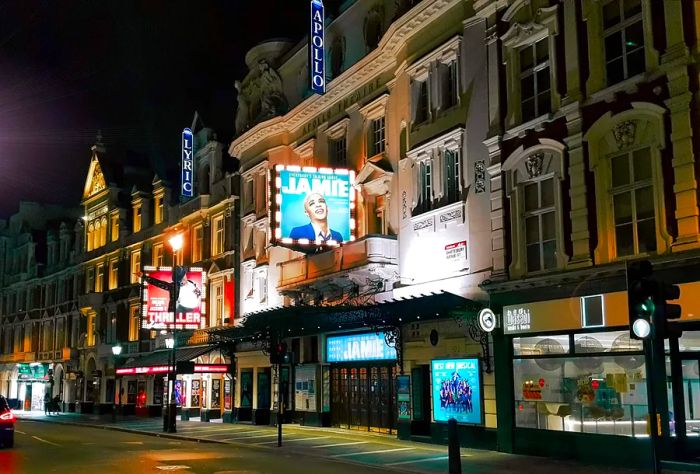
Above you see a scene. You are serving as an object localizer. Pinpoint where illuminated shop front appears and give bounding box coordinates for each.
[15,363,52,411]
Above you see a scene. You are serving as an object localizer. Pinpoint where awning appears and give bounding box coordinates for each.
[120,345,213,369]
[209,291,479,342]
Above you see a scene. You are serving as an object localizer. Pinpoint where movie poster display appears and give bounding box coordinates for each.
[191,380,201,407]
[397,375,411,420]
[224,379,232,411]
[295,365,317,412]
[431,358,482,424]
[274,166,355,246]
[141,266,206,330]
[211,379,221,409]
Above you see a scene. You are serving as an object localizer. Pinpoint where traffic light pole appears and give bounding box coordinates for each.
[277,363,283,447]
[644,336,661,474]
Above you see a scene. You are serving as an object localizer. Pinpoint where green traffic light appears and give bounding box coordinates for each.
[636,298,655,317]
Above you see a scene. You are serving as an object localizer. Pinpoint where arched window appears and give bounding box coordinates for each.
[585,102,670,262]
[99,217,107,247]
[87,223,94,252]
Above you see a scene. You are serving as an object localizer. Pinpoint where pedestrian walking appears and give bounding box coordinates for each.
[43,392,51,416]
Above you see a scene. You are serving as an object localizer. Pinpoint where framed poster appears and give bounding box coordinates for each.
[322,366,330,413]
[191,380,201,407]
[397,375,411,420]
[431,358,482,424]
[202,379,208,408]
[211,379,221,409]
[224,379,232,411]
[173,380,184,407]
[295,365,317,412]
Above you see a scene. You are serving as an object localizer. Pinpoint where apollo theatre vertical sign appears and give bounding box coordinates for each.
[310,0,325,95]
[181,127,194,198]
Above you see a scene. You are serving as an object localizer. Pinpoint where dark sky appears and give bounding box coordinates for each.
[0,0,310,219]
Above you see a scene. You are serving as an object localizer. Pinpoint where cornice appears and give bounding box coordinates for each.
[229,0,461,159]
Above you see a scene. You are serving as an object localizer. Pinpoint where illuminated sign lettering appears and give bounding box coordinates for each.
[116,364,229,376]
[326,333,397,363]
[181,128,194,197]
[310,0,325,94]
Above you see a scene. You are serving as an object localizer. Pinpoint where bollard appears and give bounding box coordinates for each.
[448,418,462,474]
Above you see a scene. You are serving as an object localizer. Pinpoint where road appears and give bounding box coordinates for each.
[0,420,394,474]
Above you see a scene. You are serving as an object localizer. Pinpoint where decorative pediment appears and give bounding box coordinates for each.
[207,262,221,275]
[82,155,107,200]
[356,155,394,197]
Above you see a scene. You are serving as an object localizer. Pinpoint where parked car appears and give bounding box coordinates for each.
[0,395,15,448]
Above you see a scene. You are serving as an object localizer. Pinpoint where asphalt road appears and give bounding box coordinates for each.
[0,420,394,474]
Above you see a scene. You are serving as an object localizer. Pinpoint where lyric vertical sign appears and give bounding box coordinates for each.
[181,127,194,197]
[310,0,325,94]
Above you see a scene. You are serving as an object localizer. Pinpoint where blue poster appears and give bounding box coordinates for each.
[431,359,482,424]
[279,168,351,243]
[326,332,396,363]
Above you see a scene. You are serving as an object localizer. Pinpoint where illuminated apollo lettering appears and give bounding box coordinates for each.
[310,0,325,94]
[181,128,194,197]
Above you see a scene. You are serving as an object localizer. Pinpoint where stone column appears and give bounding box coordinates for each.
[564,109,592,266]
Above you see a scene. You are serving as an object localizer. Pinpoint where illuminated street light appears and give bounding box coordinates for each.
[168,233,184,252]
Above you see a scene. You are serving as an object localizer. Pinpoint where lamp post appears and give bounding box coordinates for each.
[111,344,122,423]
[167,233,184,434]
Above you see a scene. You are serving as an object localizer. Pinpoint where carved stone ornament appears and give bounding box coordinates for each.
[439,209,462,223]
[525,153,544,179]
[363,5,385,52]
[612,120,637,150]
[413,217,433,232]
[474,160,486,194]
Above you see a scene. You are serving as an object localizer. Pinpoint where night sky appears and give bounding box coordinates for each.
[0,0,312,219]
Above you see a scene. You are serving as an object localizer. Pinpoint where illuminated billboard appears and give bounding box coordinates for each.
[326,332,397,363]
[309,0,325,94]
[274,165,355,246]
[431,358,482,424]
[141,266,207,330]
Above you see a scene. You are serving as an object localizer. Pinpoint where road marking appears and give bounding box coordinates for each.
[122,441,144,445]
[32,436,61,446]
[331,447,413,458]
[181,427,241,436]
[254,436,329,445]
[313,441,370,449]
[221,433,279,441]
[156,466,191,471]
[15,430,26,435]
[386,456,450,466]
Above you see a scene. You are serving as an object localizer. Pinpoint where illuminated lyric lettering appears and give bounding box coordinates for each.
[181,128,194,197]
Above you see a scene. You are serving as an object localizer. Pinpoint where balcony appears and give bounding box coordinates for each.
[277,235,399,298]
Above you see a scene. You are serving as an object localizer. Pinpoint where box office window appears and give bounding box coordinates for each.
[513,330,646,437]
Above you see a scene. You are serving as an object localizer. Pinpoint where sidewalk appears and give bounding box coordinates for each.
[16,410,653,474]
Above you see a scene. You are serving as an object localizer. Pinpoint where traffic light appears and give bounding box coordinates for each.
[627,260,655,339]
[656,280,682,339]
[269,341,288,365]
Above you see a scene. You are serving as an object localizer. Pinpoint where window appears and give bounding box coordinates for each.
[192,224,203,262]
[86,267,95,293]
[257,273,267,304]
[442,61,459,110]
[330,136,347,168]
[444,149,461,204]
[524,178,557,272]
[109,259,119,290]
[99,217,107,247]
[603,0,644,86]
[154,195,164,224]
[520,38,551,123]
[111,213,119,242]
[214,283,224,327]
[370,117,386,157]
[130,250,141,284]
[152,243,164,267]
[212,215,225,256]
[87,223,94,252]
[419,159,432,209]
[95,264,104,292]
[610,147,655,256]
[133,204,142,233]
[415,80,429,124]
[128,305,139,342]
[87,312,96,346]
[244,179,254,213]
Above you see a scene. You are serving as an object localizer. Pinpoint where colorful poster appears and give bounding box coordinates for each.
[191,380,201,407]
[326,332,397,363]
[431,359,482,424]
[295,365,317,412]
[275,167,354,245]
[173,380,185,406]
[141,267,206,330]
[224,379,232,411]
[397,375,411,420]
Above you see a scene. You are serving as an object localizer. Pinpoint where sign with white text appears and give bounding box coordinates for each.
[445,241,467,264]
[274,165,354,246]
[310,0,325,94]
[181,128,194,197]
[141,266,206,330]
[431,358,482,424]
[326,332,397,363]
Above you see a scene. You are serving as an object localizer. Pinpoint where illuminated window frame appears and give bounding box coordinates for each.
[272,164,356,248]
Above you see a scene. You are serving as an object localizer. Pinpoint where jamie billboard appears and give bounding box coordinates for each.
[431,358,482,424]
[274,165,355,246]
[326,332,397,363]
[141,266,206,330]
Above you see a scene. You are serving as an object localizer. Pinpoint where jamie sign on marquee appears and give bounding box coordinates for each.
[432,359,482,424]
[274,165,354,246]
[181,128,194,197]
[326,332,397,363]
[141,266,206,330]
[309,0,325,94]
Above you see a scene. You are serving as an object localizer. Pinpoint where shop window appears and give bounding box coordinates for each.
[513,335,570,357]
[603,0,644,86]
[524,177,557,273]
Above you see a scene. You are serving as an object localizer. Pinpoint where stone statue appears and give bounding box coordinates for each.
[257,59,288,119]
[234,80,249,135]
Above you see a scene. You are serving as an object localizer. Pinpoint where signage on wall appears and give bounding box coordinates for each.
[273,165,355,247]
[431,358,482,425]
[116,364,229,376]
[326,332,397,363]
[445,241,467,263]
[504,306,531,333]
[478,308,496,333]
[309,0,325,95]
[141,266,207,330]
[181,128,194,198]
[17,363,49,381]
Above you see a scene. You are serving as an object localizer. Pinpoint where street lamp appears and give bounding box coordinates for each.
[111,344,122,422]
[167,233,183,434]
